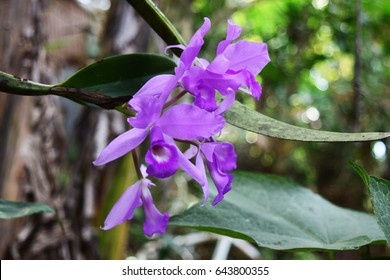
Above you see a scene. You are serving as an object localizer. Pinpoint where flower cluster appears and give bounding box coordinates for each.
[93,18,270,236]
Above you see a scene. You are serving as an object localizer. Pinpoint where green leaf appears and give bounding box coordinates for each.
[225,101,390,142]
[170,171,385,250]
[59,53,176,99]
[126,0,186,56]
[351,162,390,245]
[0,199,54,219]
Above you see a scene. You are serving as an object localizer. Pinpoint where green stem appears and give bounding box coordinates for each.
[0,70,52,96]
[126,0,186,55]
[327,251,335,260]
[163,90,187,109]
[0,70,130,112]
[131,150,143,180]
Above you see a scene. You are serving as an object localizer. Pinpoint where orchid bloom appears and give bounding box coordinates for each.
[180,19,270,112]
[101,167,169,237]
[94,17,270,235]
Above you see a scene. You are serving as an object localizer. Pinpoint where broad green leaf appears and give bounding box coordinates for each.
[170,171,385,250]
[59,53,176,99]
[0,199,54,219]
[225,101,390,142]
[351,162,390,245]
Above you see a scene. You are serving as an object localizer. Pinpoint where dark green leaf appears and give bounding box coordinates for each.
[0,199,54,219]
[59,53,176,99]
[225,101,390,142]
[171,171,385,250]
[351,162,390,245]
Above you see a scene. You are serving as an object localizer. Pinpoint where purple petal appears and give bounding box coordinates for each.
[164,135,206,186]
[213,142,237,172]
[182,66,235,98]
[214,89,236,115]
[179,18,211,72]
[128,96,164,129]
[208,158,233,206]
[101,181,143,230]
[133,74,174,99]
[223,41,270,76]
[183,145,198,159]
[178,151,205,186]
[165,44,185,54]
[201,141,236,205]
[157,104,225,140]
[207,55,230,74]
[196,152,209,204]
[145,126,179,178]
[141,185,169,237]
[93,128,149,166]
[201,142,237,172]
[216,19,242,55]
[159,74,181,103]
[193,85,218,112]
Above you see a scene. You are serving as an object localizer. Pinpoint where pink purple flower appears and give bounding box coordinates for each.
[94,17,269,236]
[101,169,169,237]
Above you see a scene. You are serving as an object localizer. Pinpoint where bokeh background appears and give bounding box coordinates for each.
[0,0,389,259]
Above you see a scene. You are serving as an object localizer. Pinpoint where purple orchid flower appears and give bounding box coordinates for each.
[94,17,270,235]
[101,167,169,237]
[180,19,270,112]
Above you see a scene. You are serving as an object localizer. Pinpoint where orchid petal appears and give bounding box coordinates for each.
[93,128,149,166]
[141,185,169,236]
[128,96,164,129]
[196,152,209,204]
[213,142,237,172]
[164,136,205,186]
[207,55,230,74]
[101,181,143,230]
[223,41,270,75]
[216,19,242,55]
[214,89,236,115]
[157,104,225,140]
[133,74,174,99]
[145,126,179,178]
[183,145,198,159]
[178,151,205,185]
[179,17,211,72]
[165,44,185,54]
[208,157,233,206]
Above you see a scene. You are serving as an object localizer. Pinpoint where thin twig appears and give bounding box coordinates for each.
[352,0,363,132]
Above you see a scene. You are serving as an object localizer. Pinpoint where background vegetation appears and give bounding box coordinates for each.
[0,0,389,259]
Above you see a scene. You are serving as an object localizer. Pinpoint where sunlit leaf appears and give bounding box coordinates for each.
[351,162,390,245]
[171,171,385,250]
[0,199,54,219]
[225,101,390,142]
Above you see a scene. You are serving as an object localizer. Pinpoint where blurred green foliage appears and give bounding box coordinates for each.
[192,0,390,211]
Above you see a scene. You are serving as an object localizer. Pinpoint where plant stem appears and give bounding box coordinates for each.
[0,70,51,95]
[327,251,335,260]
[163,90,187,109]
[131,150,143,180]
[0,70,130,112]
